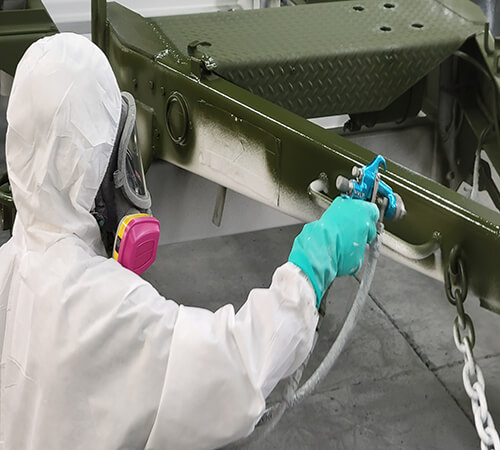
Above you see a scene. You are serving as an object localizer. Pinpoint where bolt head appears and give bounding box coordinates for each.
[352,167,363,179]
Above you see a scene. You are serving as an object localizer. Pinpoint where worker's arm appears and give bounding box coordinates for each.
[146,197,379,450]
[146,262,317,450]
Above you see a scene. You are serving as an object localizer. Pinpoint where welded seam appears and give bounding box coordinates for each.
[147,19,187,65]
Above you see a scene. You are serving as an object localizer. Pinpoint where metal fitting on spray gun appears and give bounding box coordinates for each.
[336,155,406,231]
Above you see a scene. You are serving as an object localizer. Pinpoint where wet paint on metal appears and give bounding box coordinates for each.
[0,0,58,76]
[99,1,500,313]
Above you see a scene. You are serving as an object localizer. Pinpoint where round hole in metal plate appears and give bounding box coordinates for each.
[412,23,424,29]
[353,5,364,11]
[380,26,392,32]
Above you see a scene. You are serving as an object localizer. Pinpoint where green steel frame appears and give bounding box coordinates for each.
[0,0,57,76]
[91,0,500,314]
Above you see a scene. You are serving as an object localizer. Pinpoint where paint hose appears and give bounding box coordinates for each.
[230,230,383,448]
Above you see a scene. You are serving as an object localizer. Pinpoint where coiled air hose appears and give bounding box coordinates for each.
[229,226,383,449]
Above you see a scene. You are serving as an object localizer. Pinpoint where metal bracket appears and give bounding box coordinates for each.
[308,172,441,262]
[187,40,217,78]
[212,185,227,227]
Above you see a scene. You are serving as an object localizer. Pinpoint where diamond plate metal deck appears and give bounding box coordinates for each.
[149,0,483,118]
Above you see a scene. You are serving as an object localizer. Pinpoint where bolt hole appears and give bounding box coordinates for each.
[384,3,395,8]
[412,23,424,29]
[380,26,392,32]
[353,5,364,11]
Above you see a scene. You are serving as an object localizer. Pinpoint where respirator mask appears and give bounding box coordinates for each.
[92,92,160,274]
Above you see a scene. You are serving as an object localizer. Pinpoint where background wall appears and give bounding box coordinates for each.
[42,0,267,33]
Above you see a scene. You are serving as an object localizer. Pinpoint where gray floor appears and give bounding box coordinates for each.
[1,205,499,448]
[139,225,500,450]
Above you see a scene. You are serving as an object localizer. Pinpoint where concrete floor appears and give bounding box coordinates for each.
[134,224,498,450]
[2,196,500,449]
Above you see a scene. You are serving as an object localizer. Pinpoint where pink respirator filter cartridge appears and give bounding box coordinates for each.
[115,215,160,275]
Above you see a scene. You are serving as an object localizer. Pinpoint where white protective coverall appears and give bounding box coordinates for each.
[0,34,318,449]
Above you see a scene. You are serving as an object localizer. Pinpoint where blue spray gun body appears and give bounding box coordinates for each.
[336,155,406,221]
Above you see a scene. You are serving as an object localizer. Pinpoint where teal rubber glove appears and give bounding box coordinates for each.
[288,196,380,307]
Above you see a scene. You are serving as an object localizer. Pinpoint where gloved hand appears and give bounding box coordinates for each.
[288,196,379,307]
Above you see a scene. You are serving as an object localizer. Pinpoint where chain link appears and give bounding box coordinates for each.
[446,246,500,450]
[445,246,468,324]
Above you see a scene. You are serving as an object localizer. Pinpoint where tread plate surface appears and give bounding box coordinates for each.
[149,1,483,117]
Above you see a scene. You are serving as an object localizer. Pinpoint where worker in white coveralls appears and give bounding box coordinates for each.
[0,33,379,450]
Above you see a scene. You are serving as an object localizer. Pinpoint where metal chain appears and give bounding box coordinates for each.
[446,246,500,449]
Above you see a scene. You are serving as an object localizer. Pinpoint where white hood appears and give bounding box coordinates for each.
[6,33,121,252]
[0,33,318,450]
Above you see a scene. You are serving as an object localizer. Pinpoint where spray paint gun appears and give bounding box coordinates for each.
[336,155,406,223]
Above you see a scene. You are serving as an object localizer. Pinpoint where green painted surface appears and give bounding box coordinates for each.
[99,0,500,313]
[0,0,58,76]
[148,0,483,118]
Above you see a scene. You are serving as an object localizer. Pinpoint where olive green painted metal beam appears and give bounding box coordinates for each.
[91,0,106,50]
[93,1,500,313]
[0,0,58,76]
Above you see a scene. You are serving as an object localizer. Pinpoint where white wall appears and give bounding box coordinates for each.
[42,0,262,33]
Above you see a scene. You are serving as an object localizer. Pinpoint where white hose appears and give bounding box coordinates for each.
[470,147,481,201]
[231,229,383,449]
[292,230,382,407]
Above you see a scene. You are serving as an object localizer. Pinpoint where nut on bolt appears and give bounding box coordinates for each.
[352,166,363,180]
[336,175,354,195]
[393,193,407,220]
